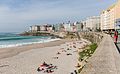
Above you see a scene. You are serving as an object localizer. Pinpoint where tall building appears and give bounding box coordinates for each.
[101,0,120,31]
[63,23,71,32]
[29,25,40,32]
[85,16,101,31]
[115,0,120,29]
[80,20,87,31]
[75,22,82,32]
[101,4,116,31]
[29,24,54,32]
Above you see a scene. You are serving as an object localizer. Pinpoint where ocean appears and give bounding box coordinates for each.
[0,33,60,48]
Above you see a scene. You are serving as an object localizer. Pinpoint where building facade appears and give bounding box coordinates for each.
[115,0,120,29]
[74,22,84,32]
[85,16,100,31]
[100,4,116,31]
[101,0,120,31]
[30,24,54,32]
[29,25,40,32]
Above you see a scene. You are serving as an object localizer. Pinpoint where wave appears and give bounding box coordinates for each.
[0,37,30,41]
[0,36,48,41]
[0,38,61,48]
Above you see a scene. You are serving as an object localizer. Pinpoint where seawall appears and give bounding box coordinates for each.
[79,32,103,44]
[80,33,120,74]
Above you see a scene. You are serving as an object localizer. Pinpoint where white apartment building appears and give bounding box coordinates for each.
[101,10,108,30]
[29,24,53,32]
[85,16,101,31]
[63,23,71,32]
[29,25,40,32]
[100,4,116,31]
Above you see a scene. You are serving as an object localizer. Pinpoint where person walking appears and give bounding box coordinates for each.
[114,30,118,44]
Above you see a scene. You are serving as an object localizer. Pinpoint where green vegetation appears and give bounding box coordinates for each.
[79,43,97,61]
[78,66,84,73]
[78,43,97,73]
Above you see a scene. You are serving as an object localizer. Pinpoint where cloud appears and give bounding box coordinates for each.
[0,0,116,32]
[0,0,82,23]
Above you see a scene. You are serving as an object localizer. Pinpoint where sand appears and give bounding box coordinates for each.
[0,39,74,59]
[0,39,90,74]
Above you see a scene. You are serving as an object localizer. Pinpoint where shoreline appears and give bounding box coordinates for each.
[0,38,90,74]
[0,39,75,59]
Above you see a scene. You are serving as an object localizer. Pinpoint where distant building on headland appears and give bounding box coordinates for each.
[56,21,82,32]
[29,21,85,33]
[29,24,54,32]
[29,16,102,33]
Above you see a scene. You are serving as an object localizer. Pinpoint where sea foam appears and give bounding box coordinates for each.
[0,37,61,48]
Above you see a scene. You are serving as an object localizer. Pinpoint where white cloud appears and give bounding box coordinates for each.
[0,0,116,32]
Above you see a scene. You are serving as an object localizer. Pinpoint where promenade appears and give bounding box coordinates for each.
[80,34,120,74]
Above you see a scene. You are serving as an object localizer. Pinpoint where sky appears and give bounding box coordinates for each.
[0,0,117,32]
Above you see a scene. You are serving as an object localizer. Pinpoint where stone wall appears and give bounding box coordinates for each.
[79,32,103,44]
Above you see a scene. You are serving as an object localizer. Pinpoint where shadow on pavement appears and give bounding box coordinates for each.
[115,43,120,53]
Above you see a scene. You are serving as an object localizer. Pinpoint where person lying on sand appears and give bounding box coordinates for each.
[37,62,49,72]
[66,53,72,55]
[43,62,48,66]
[45,69,54,73]
[53,56,59,59]
[57,52,61,54]
[75,63,81,68]
[67,48,71,50]
[37,62,57,72]
[73,45,76,48]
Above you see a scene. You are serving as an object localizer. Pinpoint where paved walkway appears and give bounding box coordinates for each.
[80,34,120,74]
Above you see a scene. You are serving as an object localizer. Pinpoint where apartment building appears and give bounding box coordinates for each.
[115,0,120,29]
[29,25,40,32]
[85,16,100,31]
[101,4,116,31]
[30,24,53,32]
[101,0,120,31]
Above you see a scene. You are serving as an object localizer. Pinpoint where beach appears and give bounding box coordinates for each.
[0,39,90,74]
[0,39,72,59]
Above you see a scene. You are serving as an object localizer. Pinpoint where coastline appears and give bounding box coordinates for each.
[0,39,74,59]
[0,38,90,74]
